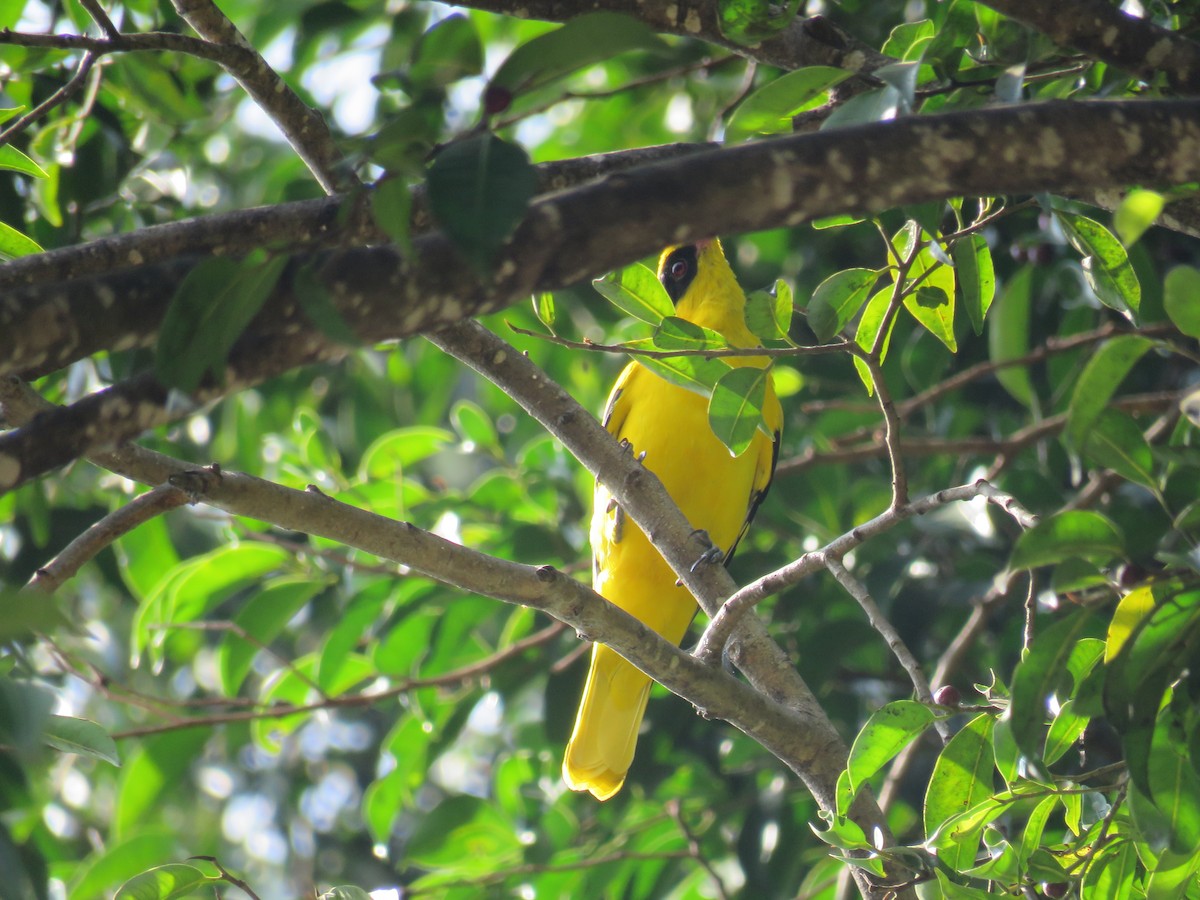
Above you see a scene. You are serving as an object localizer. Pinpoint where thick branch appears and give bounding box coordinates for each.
[5,99,1200,493]
[447,0,890,74]
[979,0,1200,93]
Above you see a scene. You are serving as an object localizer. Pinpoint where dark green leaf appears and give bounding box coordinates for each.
[1010,511,1124,570]
[489,12,664,95]
[725,66,851,140]
[953,233,995,335]
[1082,408,1156,490]
[155,254,288,393]
[406,795,521,874]
[1057,211,1141,317]
[426,133,537,273]
[708,366,771,457]
[408,15,483,90]
[807,268,879,342]
[896,222,957,352]
[821,85,903,129]
[593,263,673,324]
[1065,335,1154,450]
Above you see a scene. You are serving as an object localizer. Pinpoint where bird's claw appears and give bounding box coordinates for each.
[688,529,724,571]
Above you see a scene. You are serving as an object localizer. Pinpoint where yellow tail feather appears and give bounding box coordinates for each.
[562,643,653,801]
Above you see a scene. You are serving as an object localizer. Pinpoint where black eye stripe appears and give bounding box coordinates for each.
[660,245,699,303]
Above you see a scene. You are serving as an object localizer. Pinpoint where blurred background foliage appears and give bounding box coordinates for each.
[1,0,1199,898]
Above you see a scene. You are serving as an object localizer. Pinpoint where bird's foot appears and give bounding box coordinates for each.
[688,529,724,572]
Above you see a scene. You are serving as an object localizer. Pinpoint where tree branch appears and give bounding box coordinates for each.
[3,100,1199,497]
[169,0,350,192]
[978,0,1200,93]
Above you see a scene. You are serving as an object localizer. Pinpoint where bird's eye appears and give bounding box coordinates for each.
[669,259,689,280]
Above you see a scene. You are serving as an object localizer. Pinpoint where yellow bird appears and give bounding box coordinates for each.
[562,239,783,800]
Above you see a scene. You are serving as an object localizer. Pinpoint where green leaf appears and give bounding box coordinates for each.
[652,316,728,352]
[489,12,664,95]
[115,731,210,840]
[217,578,323,695]
[1082,408,1156,490]
[988,264,1034,407]
[0,218,44,258]
[1148,705,1200,853]
[317,888,373,900]
[451,399,499,451]
[370,176,415,255]
[1065,335,1154,450]
[1057,211,1141,317]
[1114,189,1165,246]
[924,713,995,871]
[1044,697,1089,765]
[842,700,937,814]
[1010,510,1124,570]
[852,288,895,395]
[807,268,879,342]
[725,66,851,141]
[533,292,556,331]
[114,863,214,900]
[631,344,728,398]
[896,222,957,352]
[708,366,771,457]
[593,263,674,324]
[1009,610,1094,761]
[357,426,454,480]
[1143,846,1200,900]
[812,213,866,230]
[1163,266,1200,338]
[42,716,119,767]
[407,15,483,90]
[0,143,48,178]
[134,543,291,666]
[744,280,792,342]
[1081,839,1136,900]
[953,233,995,335]
[69,830,179,900]
[0,678,55,755]
[406,795,522,875]
[426,133,537,273]
[717,0,803,45]
[155,254,288,393]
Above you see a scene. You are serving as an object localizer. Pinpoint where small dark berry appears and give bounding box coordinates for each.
[933,685,961,707]
[1041,882,1069,898]
[483,85,513,116]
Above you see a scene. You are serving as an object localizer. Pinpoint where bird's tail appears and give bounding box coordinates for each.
[562,643,652,801]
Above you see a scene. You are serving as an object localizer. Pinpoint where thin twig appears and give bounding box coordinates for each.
[696,480,1037,662]
[24,483,189,593]
[667,800,731,900]
[0,51,101,146]
[824,555,951,743]
[112,622,566,739]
